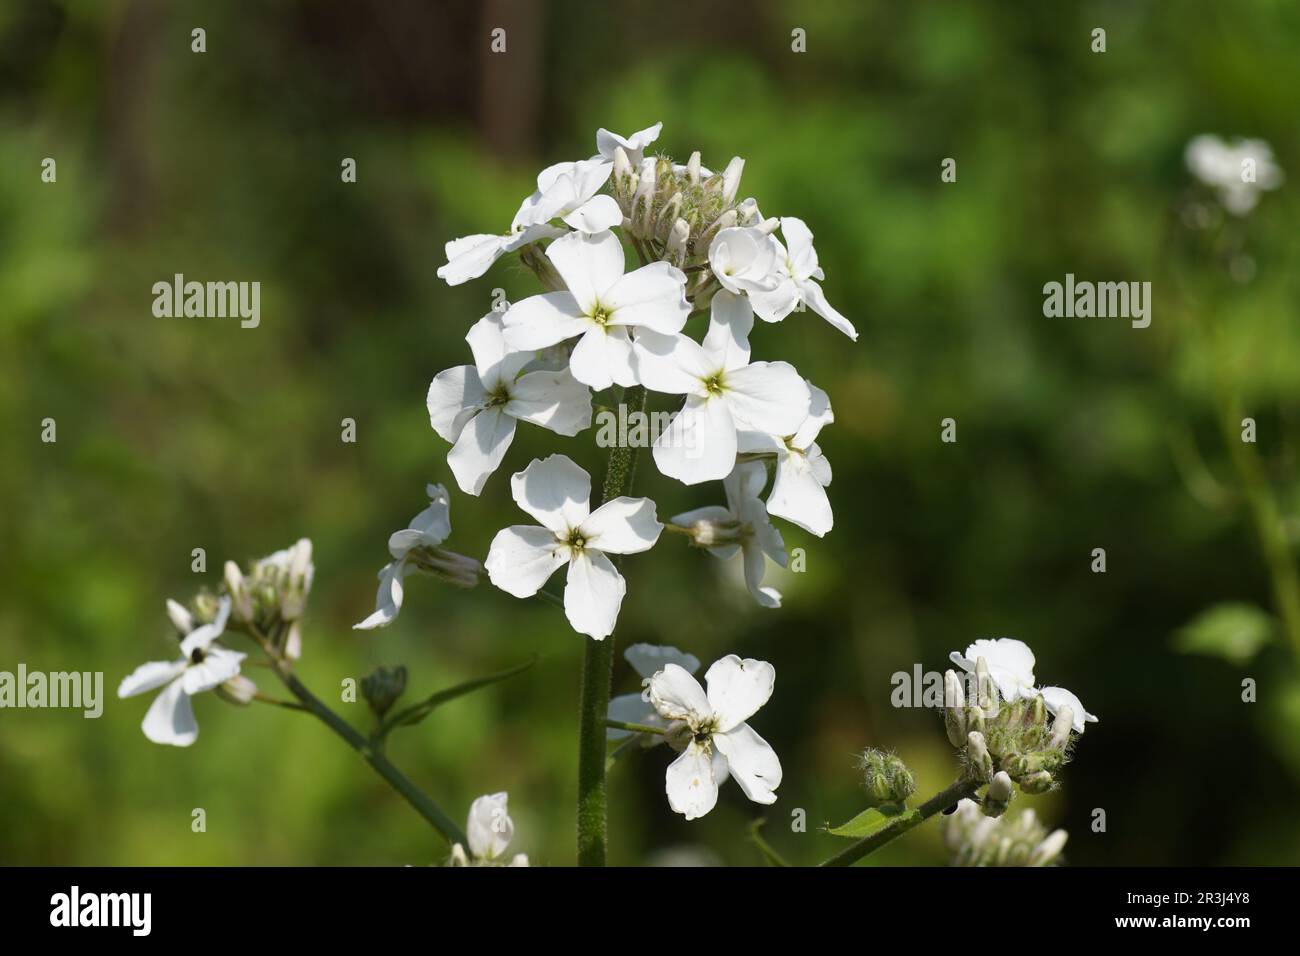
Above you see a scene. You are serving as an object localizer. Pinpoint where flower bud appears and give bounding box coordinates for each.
[1009,750,1061,776]
[679,517,744,549]
[1027,693,1047,727]
[224,561,254,622]
[982,771,1014,818]
[945,705,968,748]
[884,755,916,803]
[755,216,781,235]
[1018,770,1055,794]
[1029,829,1068,866]
[965,705,986,737]
[612,146,633,189]
[966,731,994,783]
[1049,706,1074,750]
[414,547,484,588]
[685,150,702,185]
[361,664,408,720]
[720,157,745,205]
[858,749,894,805]
[217,674,257,706]
[166,599,195,637]
[697,209,737,253]
[665,218,690,268]
[974,656,997,711]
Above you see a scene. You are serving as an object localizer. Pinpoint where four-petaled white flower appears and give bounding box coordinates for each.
[514,159,624,235]
[607,643,702,743]
[503,230,691,390]
[1185,134,1283,216]
[673,461,788,608]
[636,291,810,484]
[593,121,662,167]
[949,638,1038,704]
[450,792,529,867]
[485,454,663,639]
[355,483,473,630]
[118,597,243,747]
[428,310,592,496]
[707,226,779,296]
[749,217,858,340]
[739,381,835,536]
[646,655,782,820]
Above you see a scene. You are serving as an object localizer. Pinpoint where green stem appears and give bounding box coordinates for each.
[275,664,468,848]
[819,779,978,867]
[603,718,666,736]
[577,384,647,866]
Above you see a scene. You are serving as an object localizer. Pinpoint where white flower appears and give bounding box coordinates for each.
[635,291,810,484]
[646,655,782,820]
[594,121,662,167]
[355,483,478,630]
[485,454,663,639]
[1185,134,1283,215]
[502,230,691,390]
[748,217,858,340]
[1040,685,1099,734]
[607,644,702,742]
[738,381,834,536]
[707,226,780,296]
[514,159,624,234]
[673,461,787,608]
[428,310,592,495]
[450,792,528,866]
[251,538,315,622]
[117,597,243,747]
[948,638,1037,703]
[436,222,566,286]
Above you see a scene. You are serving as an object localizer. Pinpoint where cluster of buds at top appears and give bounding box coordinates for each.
[944,659,1075,799]
[222,538,315,657]
[942,798,1069,867]
[610,147,769,279]
[858,749,917,808]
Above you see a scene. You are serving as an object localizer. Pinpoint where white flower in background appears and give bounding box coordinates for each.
[502,230,691,390]
[636,292,810,484]
[485,454,663,639]
[607,644,702,743]
[428,310,592,495]
[738,381,835,536]
[707,226,779,296]
[748,217,858,340]
[118,597,243,747]
[449,792,529,866]
[1185,134,1283,216]
[594,121,662,167]
[1040,685,1099,734]
[355,483,483,630]
[436,223,566,286]
[943,800,1068,867]
[646,655,782,820]
[672,461,787,608]
[948,638,1038,703]
[253,538,315,621]
[514,159,624,234]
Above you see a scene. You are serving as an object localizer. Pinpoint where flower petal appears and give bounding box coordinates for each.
[510,454,591,532]
[713,722,782,804]
[466,792,514,861]
[623,643,701,679]
[705,654,776,731]
[652,395,737,485]
[665,740,720,820]
[427,365,487,443]
[436,234,508,286]
[353,561,411,630]
[141,678,198,747]
[561,194,624,234]
[569,325,637,390]
[701,290,753,371]
[181,646,246,695]
[603,262,691,334]
[606,692,663,741]
[578,496,662,555]
[949,638,1037,703]
[448,406,517,496]
[799,278,858,340]
[1040,686,1099,733]
[484,525,567,598]
[502,292,589,352]
[547,229,625,314]
[118,660,186,699]
[507,369,592,437]
[632,330,713,396]
[466,311,531,391]
[779,217,819,279]
[767,452,833,536]
[724,361,811,437]
[647,662,712,722]
[563,550,626,640]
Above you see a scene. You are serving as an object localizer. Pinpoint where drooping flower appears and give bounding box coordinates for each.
[436,222,567,287]
[747,217,858,340]
[1039,685,1099,734]
[513,159,624,234]
[449,792,529,867]
[485,454,663,639]
[607,644,702,743]
[646,655,782,820]
[1185,134,1283,216]
[672,461,788,608]
[428,310,592,495]
[948,638,1038,704]
[502,230,691,390]
[354,483,483,630]
[635,292,810,484]
[738,381,835,536]
[118,597,243,747]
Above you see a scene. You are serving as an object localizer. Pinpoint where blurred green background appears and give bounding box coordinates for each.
[3,0,1300,866]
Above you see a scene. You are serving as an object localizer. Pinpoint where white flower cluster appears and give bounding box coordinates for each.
[942,799,1067,867]
[1185,134,1283,216]
[420,121,856,639]
[948,637,1098,733]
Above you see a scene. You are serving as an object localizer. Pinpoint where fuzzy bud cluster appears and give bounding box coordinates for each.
[858,749,917,807]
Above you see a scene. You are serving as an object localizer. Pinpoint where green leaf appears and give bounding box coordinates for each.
[1174,603,1275,665]
[826,803,912,839]
[375,656,538,743]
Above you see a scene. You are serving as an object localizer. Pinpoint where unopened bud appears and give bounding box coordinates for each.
[982,770,1014,818]
[966,731,994,783]
[884,755,916,803]
[943,670,966,709]
[1049,706,1074,750]
[1027,693,1047,727]
[216,674,257,706]
[1018,770,1055,794]
[361,664,408,720]
[1029,829,1068,866]
[612,146,633,188]
[166,599,195,637]
[755,216,781,235]
[665,218,690,267]
[720,156,745,205]
[965,705,986,737]
[657,191,683,240]
[974,657,997,711]
[685,150,701,185]
[224,561,254,622]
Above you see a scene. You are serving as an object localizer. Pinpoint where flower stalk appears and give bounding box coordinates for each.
[819,778,980,867]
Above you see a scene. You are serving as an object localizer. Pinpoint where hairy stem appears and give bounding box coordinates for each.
[603,718,666,736]
[819,778,979,867]
[577,384,647,866]
[274,663,468,848]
